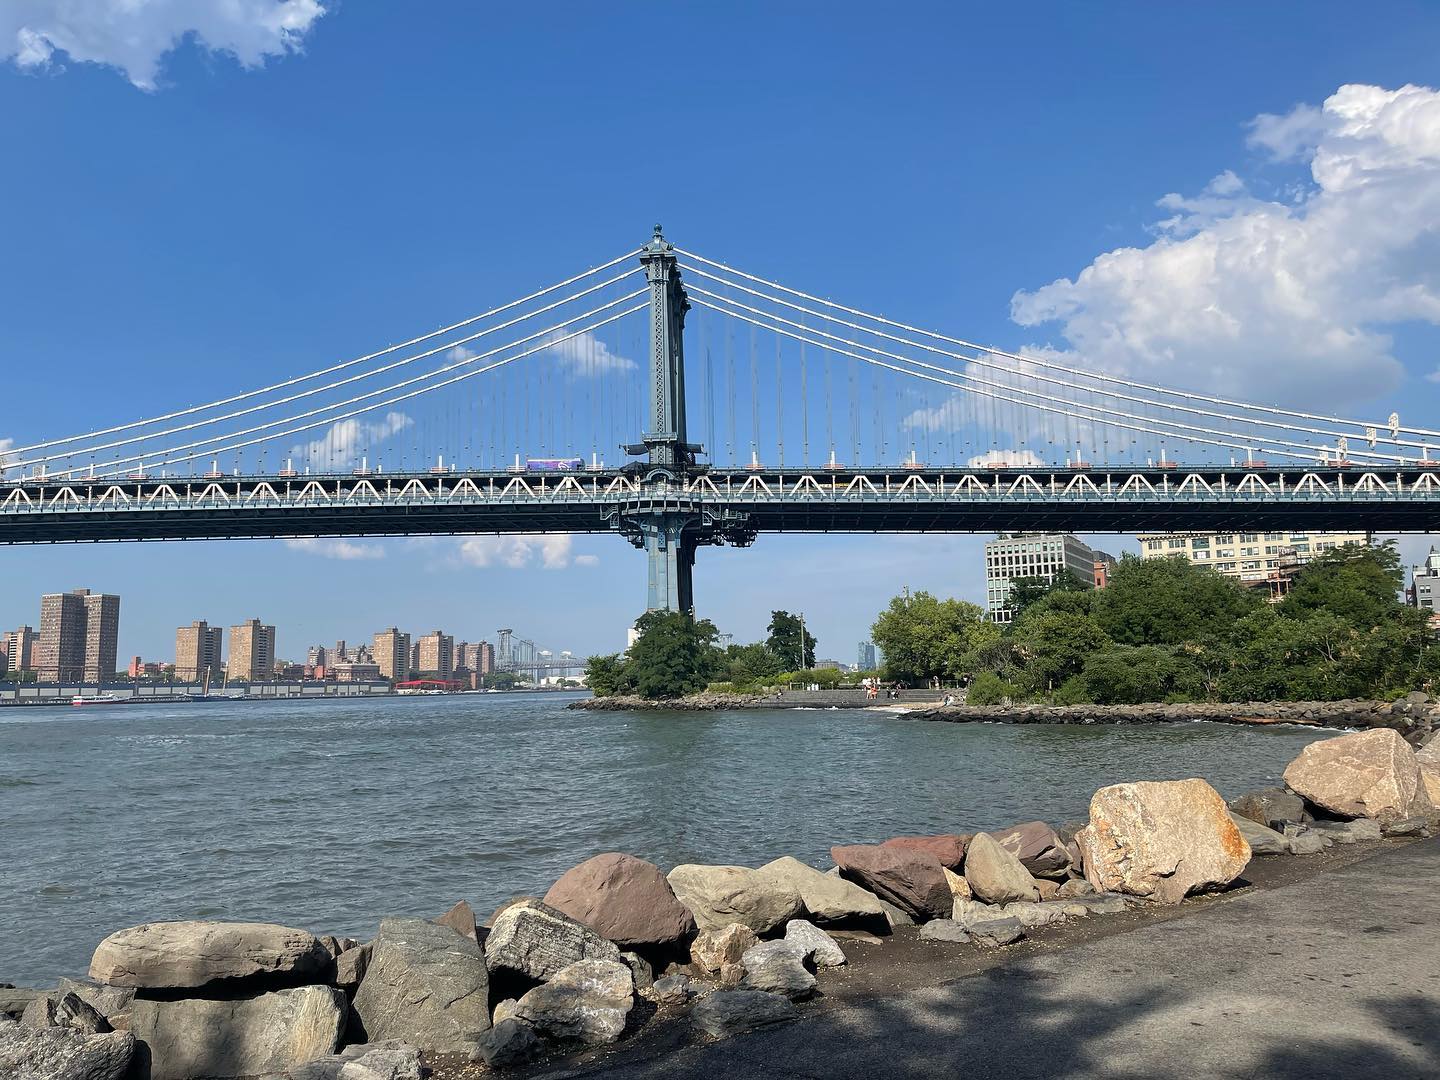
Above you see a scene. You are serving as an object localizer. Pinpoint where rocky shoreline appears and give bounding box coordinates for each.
[4,724,1438,1079]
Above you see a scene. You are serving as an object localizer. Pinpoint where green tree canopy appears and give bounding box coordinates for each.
[1280,541,1407,628]
[870,591,995,684]
[1010,609,1111,694]
[765,611,816,670]
[1007,570,1090,620]
[1081,645,1204,704]
[585,653,632,697]
[1090,555,1261,646]
[624,610,722,699]
[721,642,784,686]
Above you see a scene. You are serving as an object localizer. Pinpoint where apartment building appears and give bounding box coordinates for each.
[984,534,1116,624]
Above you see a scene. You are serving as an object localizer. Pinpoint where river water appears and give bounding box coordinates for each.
[1,692,1335,986]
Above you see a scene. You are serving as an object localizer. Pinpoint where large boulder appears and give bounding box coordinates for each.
[1229,787,1307,830]
[435,901,479,945]
[471,1019,543,1068]
[690,923,760,973]
[351,918,490,1054]
[0,1020,133,1080]
[54,979,134,1031]
[88,921,331,990]
[989,821,1072,878]
[128,985,345,1080]
[782,920,846,967]
[878,834,970,870]
[666,865,803,934]
[483,900,621,982]
[334,942,371,993]
[1283,729,1433,824]
[1076,779,1251,904]
[690,990,797,1038]
[738,941,815,1001]
[287,1039,423,1080]
[963,833,1041,904]
[753,857,887,925]
[1416,741,1440,807]
[829,844,951,920]
[543,853,697,949]
[512,959,634,1045]
[21,993,109,1034]
[1228,812,1291,855]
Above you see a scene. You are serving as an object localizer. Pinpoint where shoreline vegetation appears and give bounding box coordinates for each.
[587,543,1440,708]
[4,724,1438,1078]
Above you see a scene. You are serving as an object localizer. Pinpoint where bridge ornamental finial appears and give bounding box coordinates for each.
[653,223,664,242]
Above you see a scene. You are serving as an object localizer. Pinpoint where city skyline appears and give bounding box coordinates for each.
[3,6,1440,661]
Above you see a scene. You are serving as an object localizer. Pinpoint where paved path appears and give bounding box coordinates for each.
[565,838,1440,1079]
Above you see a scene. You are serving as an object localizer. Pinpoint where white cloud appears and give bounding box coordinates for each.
[1010,83,1440,409]
[293,411,411,471]
[2,0,326,90]
[284,538,385,561]
[543,329,637,374]
[573,553,600,567]
[454,535,585,570]
[0,437,14,477]
[966,449,1047,468]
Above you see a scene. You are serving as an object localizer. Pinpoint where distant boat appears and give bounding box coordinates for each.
[72,695,123,706]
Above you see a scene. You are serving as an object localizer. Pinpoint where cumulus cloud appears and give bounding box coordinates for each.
[454,534,593,570]
[293,411,411,471]
[1010,83,1440,409]
[543,329,637,374]
[284,538,385,561]
[2,0,326,90]
[966,449,1047,468]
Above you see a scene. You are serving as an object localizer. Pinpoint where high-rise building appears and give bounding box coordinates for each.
[1,625,36,674]
[984,535,1116,624]
[373,629,411,681]
[175,620,223,682]
[416,630,454,678]
[35,589,119,682]
[334,640,349,663]
[1136,531,1371,586]
[307,645,328,670]
[857,641,877,671]
[1412,548,1440,623]
[228,619,276,681]
[475,641,495,675]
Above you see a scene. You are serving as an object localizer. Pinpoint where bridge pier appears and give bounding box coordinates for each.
[640,513,698,613]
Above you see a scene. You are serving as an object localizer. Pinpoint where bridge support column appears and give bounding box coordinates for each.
[640,513,697,613]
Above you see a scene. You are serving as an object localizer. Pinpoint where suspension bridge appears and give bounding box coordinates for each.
[2,226,1438,611]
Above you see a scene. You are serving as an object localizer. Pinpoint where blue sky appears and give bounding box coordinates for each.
[4,2,1440,664]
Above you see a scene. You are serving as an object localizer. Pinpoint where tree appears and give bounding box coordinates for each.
[1090,555,1261,646]
[1081,645,1204,704]
[721,642,784,686]
[1007,571,1090,620]
[585,654,632,697]
[1280,541,1407,629]
[870,590,994,684]
[765,611,816,670]
[484,671,518,691]
[1010,609,1111,695]
[625,610,722,699]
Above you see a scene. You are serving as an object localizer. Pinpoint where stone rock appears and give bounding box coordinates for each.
[287,1040,423,1080]
[691,990,797,1038]
[1382,817,1432,837]
[512,958,634,1045]
[963,832,1041,905]
[651,973,693,1006]
[435,900,479,944]
[335,942,371,992]
[620,951,653,990]
[1229,812,1291,855]
[1308,818,1383,843]
[830,844,952,920]
[129,985,345,1080]
[1287,830,1330,855]
[942,866,973,901]
[1045,901,1093,918]
[1229,787,1308,830]
[54,979,133,1029]
[0,989,43,1020]
[21,992,109,1034]
[739,941,815,1001]
[1417,740,1440,807]
[0,1019,134,1080]
[718,962,746,988]
[1073,896,1128,916]
[484,900,620,982]
[690,923,760,973]
[754,857,888,925]
[492,998,519,1025]
[1035,878,1060,900]
[351,917,490,1054]
[1056,878,1097,900]
[990,821,1072,878]
[471,1020,543,1068]
[484,897,540,929]
[783,920,846,967]
[952,897,1004,928]
[544,853,697,949]
[1001,902,1068,929]
[88,920,331,990]
[1076,779,1251,904]
[1283,729,1432,825]
[969,917,1025,947]
[917,920,971,943]
[879,834,970,869]
[667,865,803,934]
